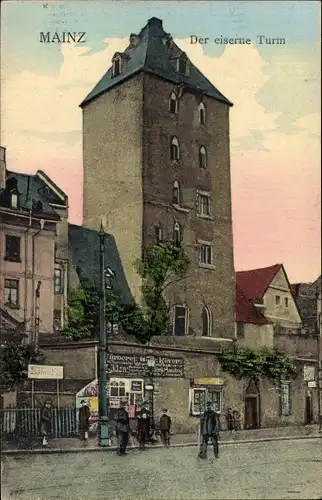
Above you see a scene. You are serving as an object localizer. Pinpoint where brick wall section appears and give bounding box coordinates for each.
[142,74,235,339]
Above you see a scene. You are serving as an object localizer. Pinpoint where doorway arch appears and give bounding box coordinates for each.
[244,379,260,429]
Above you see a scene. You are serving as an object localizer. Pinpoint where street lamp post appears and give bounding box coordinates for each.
[98,222,109,447]
[146,356,156,437]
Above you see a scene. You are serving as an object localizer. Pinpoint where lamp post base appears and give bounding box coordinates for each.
[99,419,109,447]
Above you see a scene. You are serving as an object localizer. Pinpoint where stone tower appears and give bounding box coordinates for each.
[81,17,235,339]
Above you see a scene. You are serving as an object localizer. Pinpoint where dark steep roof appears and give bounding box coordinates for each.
[68,224,133,306]
[81,17,232,107]
[1,171,62,219]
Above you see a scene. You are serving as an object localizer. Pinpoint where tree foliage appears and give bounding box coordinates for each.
[63,241,190,344]
[0,343,44,393]
[217,345,297,383]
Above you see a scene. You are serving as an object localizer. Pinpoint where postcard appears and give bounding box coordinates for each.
[1,1,321,499]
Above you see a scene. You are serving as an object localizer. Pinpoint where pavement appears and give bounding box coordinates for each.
[1,438,322,499]
[2,424,321,455]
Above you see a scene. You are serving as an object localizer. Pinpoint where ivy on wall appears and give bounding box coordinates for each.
[217,345,297,383]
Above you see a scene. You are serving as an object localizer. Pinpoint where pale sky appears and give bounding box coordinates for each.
[1,1,321,283]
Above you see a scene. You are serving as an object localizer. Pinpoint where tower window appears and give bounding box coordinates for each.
[199,244,213,265]
[171,136,180,161]
[198,102,206,125]
[169,92,178,114]
[197,193,211,216]
[172,181,181,206]
[199,146,207,169]
[173,305,188,336]
[202,306,211,336]
[173,222,181,245]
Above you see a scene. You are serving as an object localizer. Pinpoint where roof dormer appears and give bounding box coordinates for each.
[177,53,190,76]
[112,53,122,77]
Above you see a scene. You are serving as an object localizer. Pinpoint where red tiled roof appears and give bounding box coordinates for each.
[236,264,283,301]
[235,284,270,325]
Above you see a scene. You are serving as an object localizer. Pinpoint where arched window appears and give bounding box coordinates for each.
[173,222,181,245]
[169,92,178,114]
[199,146,207,169]
[171,136,180,161]
[155,225,163,243]
[198,102,206,125]
[112,54,122,77]
[202,306,211,337]
[172,180,181,205]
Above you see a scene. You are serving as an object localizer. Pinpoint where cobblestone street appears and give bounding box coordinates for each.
[2,438,322,500]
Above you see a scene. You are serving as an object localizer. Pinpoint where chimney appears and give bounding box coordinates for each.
[129,33,140,48]
[0,146,6,190]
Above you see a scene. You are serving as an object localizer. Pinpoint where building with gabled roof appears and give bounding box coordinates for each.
[236,264,302,330]
[81,17,235,341]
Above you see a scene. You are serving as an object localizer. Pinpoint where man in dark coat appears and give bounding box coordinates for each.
[159,409,172,446]
[78,400,91,440]
[199,402,221,459]
[40,400,52,447]
[137,406,150,450]
[115,403,130,455]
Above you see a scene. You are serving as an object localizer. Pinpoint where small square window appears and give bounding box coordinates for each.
[275,295,281,305]
[5,235,21,262]
[199,244,212,265]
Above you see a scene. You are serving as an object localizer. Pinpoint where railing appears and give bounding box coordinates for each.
[0,407,77,440]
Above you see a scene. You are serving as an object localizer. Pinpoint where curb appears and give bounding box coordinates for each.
[2,434,321,456]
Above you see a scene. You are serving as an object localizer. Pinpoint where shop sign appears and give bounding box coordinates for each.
[131,381,143,392]
[107,354,184,378]
[194,377,224,386]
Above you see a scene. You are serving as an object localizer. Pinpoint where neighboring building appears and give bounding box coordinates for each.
[291,275,321,333]
[235,263,319,428]
[236,264,302,333]
[0,148,63,343]
[81,17,235,340]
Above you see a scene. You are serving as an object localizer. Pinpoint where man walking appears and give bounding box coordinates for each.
[159,408,172,446]
[199,402,221,459]
[115,403,130,456]
[78,400,91,441]
[39,400,52,447]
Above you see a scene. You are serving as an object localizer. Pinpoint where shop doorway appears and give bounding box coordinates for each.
[305,391,313,424]
[244,379,260,429]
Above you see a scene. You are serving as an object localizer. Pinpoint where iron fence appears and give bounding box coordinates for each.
[0,407,77,440]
